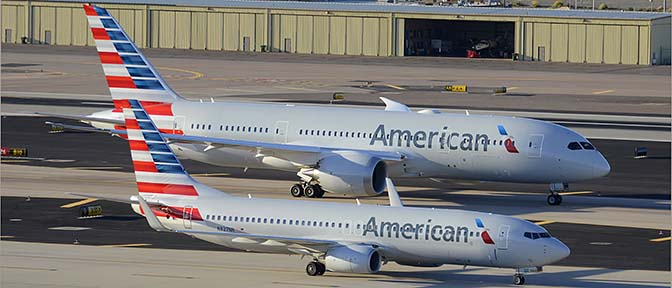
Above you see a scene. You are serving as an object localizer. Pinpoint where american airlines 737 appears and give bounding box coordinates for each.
[75,93,571,285]
[48,4,610,206]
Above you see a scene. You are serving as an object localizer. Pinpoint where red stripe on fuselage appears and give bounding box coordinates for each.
[106,76,136,89]
[91,28,110,40]
[98,52,123,64]
[129,140,149,151]
[137,182,198,196]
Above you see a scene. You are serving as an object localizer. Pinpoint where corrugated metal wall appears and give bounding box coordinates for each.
[2,0,668,65]
[521,21,649,65]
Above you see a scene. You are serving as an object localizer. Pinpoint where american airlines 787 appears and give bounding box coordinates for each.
[48,4,610,206]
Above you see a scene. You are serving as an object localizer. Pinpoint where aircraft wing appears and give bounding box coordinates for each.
[175,229,339,253]
[47,122,404,165]
[164,133,405,164]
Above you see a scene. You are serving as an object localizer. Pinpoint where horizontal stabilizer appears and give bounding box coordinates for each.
[46,122,126,134]
[37,112,124,125]
[138,196,172,232]
[66,192,133,204]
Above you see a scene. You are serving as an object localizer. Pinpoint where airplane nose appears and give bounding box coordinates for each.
[548,240,571,263]
[593,154,611,178]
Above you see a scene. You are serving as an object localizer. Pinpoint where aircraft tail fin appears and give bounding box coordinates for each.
[123,99,228,200]
[83,4,185,110]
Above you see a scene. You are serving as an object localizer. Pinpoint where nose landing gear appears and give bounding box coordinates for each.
[547,193,562,206]
[513,273,526,285]
[547,182,568,206]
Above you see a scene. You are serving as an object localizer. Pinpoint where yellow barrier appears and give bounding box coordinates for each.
[445,85,467,92]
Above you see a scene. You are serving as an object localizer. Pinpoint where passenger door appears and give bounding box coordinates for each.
[527,134,544,158]
[182,206,193,229]
[496,225,509,250]
[173,116,186,134]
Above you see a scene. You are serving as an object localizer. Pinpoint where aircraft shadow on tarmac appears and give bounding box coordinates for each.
[354,267,669,288]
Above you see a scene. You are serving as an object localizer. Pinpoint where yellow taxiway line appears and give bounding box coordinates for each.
[533,220,556,226]
[99,243,152,248]
[383,84,406,91]
[60,198,98,209]
[649,237,671,243]
[592,89,614,95]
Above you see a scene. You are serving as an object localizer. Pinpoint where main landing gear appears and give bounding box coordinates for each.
[306,261,326,276]
[547,182,568,206]
[290,183,325,198]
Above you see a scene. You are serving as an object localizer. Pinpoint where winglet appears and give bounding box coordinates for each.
[386,178,404,207]
[379,97,411,112]
[137,196,171,232]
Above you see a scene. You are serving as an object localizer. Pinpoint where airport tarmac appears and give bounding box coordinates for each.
[2,44,671,117]
[1,44,671,287]
[3,241,669,288]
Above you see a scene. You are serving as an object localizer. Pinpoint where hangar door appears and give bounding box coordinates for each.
[404,19,514,58]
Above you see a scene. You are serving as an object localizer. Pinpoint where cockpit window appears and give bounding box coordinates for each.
[567,142,582,150]
[524,231,552,239]
[580,142,595,150]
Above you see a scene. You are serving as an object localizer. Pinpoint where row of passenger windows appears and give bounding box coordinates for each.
[190,123,270,134]
[206,214,350,229]
[523,232,551,239]
[189,125,518,148]
[567,141,595,151]
[299,129,373,139]
[298,129,513,146]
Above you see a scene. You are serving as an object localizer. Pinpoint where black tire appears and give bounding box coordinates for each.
[316,262,326,275]
[306,262,320,276]
[556,194,563,205]
[290,184,304,197]
[547,194,559,206]
[304,185,317,198]
[513,275,525,285]
[314,185,325,198]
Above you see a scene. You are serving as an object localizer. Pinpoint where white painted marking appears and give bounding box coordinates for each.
[48,227,92,231]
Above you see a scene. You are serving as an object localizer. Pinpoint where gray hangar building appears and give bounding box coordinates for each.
[2,0,670,65]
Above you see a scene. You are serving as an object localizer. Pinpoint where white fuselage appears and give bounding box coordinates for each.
[133,194,570,269]
[93,100,611,185]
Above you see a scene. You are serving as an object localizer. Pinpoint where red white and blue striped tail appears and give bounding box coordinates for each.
[124,99,227,199]
[83,4,184,108]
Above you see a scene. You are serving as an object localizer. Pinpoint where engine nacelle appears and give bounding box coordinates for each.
[304,151,387,196]
[325,245,381,274]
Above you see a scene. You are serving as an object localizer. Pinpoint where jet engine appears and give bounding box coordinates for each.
[325,245,381,273]
[301,151,387,196]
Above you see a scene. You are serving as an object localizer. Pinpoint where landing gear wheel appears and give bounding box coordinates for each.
[547,194,562,206]
[306,261,321,276]
[304,185,318,198]
[513,274,525,285]
[290,184,304,197]
[316,262,326,275]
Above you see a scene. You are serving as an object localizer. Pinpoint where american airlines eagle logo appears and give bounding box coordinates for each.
[497,125,519,153]
[475,218,495,245]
